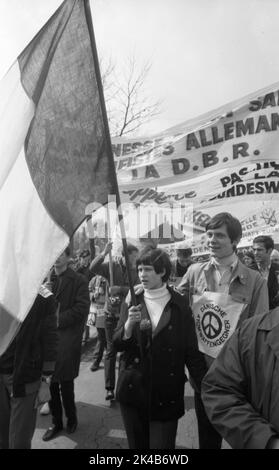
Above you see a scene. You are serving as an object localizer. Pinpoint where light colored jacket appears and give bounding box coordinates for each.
[201,308,279,448]
[178,259,269,321]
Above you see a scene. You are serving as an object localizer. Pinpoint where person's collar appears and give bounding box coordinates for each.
[210,252,238,269]
[257,261,271,271]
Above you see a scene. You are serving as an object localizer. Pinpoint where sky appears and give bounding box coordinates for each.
[1,0,279,135]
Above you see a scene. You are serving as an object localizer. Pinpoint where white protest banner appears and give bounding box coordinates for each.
[114,81,279,206]
[120,161,279,206]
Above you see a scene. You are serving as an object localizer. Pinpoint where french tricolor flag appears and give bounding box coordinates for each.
[0,0,117,355]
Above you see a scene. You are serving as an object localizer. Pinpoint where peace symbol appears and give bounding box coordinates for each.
[201,311,222,339]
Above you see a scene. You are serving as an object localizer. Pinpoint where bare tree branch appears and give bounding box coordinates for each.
[100,54,162,137]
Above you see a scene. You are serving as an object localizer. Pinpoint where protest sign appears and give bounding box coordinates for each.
[114,82,279,207]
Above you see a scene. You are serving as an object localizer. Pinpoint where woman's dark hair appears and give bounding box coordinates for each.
[205,212,242,243]
[136,248,172,282]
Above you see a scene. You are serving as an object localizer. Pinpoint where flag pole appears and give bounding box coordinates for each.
[84,0,137,305]
[106,206,114,287]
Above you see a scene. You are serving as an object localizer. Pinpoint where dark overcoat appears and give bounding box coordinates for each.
[202,308,279,448]
[113,287,206,421]
[52,268,90,382]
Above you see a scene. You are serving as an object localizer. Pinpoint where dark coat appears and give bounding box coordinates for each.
[268,263,279,309]
[77,265,93,282]
[52,268,90,382]
[202,308,279,448]
[0,291,58,397]
[113,287,206,421]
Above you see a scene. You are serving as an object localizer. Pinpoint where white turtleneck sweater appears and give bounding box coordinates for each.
[144,284,171,331]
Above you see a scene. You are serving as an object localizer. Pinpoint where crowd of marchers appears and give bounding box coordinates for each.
[1,212,279,449]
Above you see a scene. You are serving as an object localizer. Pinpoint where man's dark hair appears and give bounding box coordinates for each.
[176,247,192,258]
[122,243,138,256]
[136,248,172,282]
[253,235,274,251]
[206,212,242,243]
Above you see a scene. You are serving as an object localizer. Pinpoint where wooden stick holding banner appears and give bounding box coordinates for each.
[106,205,114,287]
[84,0,136,305]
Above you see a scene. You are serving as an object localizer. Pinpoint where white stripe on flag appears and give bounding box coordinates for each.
[0,61,68,356]
[0,62,35,189]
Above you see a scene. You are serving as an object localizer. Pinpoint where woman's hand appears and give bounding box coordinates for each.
[124,305,142,338]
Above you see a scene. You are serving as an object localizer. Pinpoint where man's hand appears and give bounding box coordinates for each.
[43,281,53,292]
[37,376,52,405]
[102,241,113,257]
